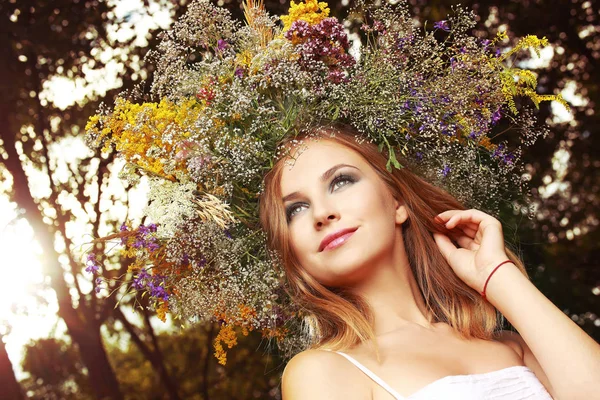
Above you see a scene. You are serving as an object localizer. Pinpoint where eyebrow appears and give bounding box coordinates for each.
[282,163,359,203]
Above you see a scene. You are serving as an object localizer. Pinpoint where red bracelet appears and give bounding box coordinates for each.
[481,260,514,301]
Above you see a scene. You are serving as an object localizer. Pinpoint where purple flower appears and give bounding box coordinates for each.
[234,67,244,78]
[120,223,128,232]
[129,223,160,253]
[450,57,457,72]
[95,286,102,294]
[396,35,414,50]
[149,283,169,301]
[441,164,451,177]
[433,20,451,32]
[85,253,100,274]
[491,108,502,125]
[492,144,514,164]
[85,264,99,274]
[181,253,190,265]
[133,268,150,290]
[415,152,423,161]
[217,39,229,51]
[132,268,169,300]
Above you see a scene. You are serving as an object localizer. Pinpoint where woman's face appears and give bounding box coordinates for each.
[279,138,408,287]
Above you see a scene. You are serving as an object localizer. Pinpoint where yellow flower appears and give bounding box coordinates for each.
[213,324,238,365]
[280,0,330,32]
[156,300,169,322]
[236,50,254,68]
[86,97,202,178]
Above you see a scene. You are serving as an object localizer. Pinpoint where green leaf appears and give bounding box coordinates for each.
[332,106,340,120]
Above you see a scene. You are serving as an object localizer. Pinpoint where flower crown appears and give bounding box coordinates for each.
[85,0,567,364]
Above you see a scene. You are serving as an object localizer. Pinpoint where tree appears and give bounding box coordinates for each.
[20,337,92,400]
[0,329,24,400]
[20,323,284,400]
[0,0,181,398]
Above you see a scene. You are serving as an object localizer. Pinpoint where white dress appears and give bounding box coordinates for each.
[333,351,554,399]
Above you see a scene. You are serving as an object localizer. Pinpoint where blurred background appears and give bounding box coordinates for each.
[0,0,598,399]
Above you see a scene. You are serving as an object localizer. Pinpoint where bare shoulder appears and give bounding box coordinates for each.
[493,330,556,398]
[493,329,525,359]
[281,349,371,400]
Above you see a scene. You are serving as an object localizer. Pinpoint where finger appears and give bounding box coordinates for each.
[433,232,457,261]
[446,223,477,239]
[458,225,478,238]
[445,209,497,230]
[454,234,479,251]
[435,210,462,223]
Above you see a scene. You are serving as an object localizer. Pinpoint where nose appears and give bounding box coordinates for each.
[313,199,339,229]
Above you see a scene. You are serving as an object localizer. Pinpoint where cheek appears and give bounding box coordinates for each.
[288,223,311,258]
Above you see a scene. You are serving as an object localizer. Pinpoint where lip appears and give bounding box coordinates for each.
[319,227,359,252]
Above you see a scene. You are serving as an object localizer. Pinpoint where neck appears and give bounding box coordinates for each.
[350,234,436,336]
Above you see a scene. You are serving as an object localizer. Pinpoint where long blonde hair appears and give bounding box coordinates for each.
[258,123,528,356]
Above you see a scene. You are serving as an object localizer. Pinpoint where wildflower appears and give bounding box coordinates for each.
[214,324,238,365]
[133,268,150,290]
[217,39,229,51]
[284,17,354,82]
[372,20,385,32]
[492,144,515,164]
[450,57,457,72]
[433,20,450,32]
[491,108,502,125]
[441,164,451,177]
[85,253,100,274]
[280,0,330,32]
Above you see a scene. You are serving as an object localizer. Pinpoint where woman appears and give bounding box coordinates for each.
[258,124,600,399]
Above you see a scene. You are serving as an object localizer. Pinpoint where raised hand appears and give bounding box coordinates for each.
[432,209,512,294]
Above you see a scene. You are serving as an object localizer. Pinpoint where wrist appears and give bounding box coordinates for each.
[481,261,525,305]
[481,259,515,301]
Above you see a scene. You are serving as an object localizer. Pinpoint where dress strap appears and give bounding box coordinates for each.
[327,350,404,399]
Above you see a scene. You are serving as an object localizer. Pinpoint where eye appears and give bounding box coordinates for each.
[285,173,357,222]
[330,173,355,191]
[286,203,306,221]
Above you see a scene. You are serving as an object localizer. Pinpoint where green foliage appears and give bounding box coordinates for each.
[20,338,93,400]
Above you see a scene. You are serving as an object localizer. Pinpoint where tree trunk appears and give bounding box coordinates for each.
[0,334,24,400]
[71,328,124,400]
[201,323,215,400]
[142,309,182,400]
[0,109,123,400]
[114,308,181,400]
